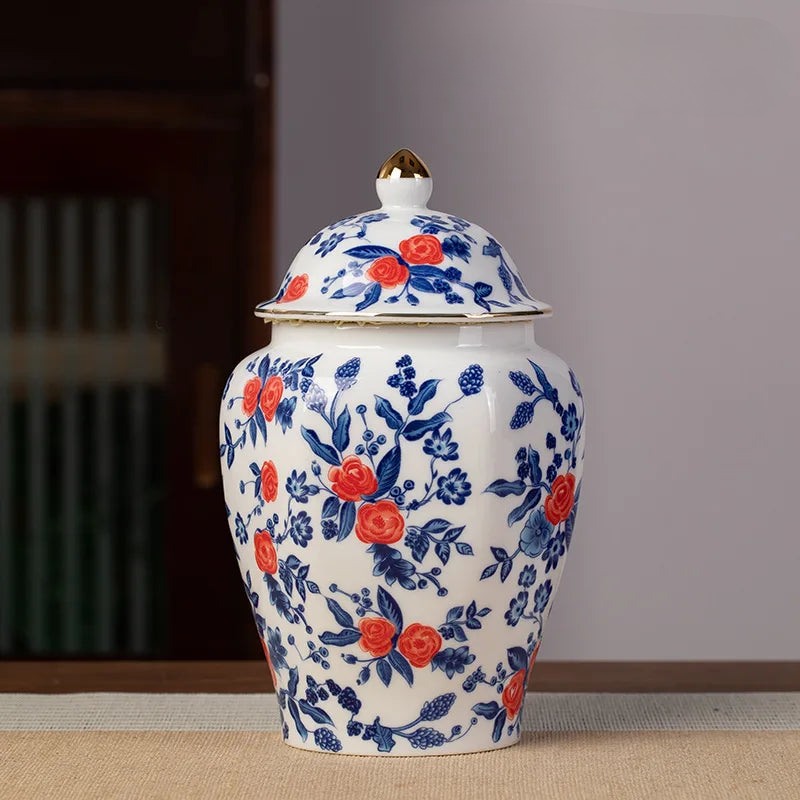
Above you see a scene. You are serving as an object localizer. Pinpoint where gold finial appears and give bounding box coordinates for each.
[377,148,431,180]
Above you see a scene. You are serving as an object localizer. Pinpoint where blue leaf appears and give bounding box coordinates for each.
[249,462,260,476]
[288,666,299,697]
[491,547,509,561]
[508,488,542,526]
[421,518,450,534]
[570,368,583,398]
[288,698,308,741]
[407,379,440,416]
[333,407,351,452]
[374,396,404,430]
[319,629,362,646]
[435,542,450,565]
[472,701,501,719]
[446,606,464,623]
[480,563,498,580]
[377,586,403,631]
[343,245,399,259]
[527,448,542,485]
[367,445,401,499]
[442,525,465,542]
[455,542,473,556]
[492,709,507,742]
[500,559,513,582]
[402,412,452,441]
[301,426,340,466]
[298,700,334,726]
[507,646,528,672]
[325,597,354,629]
[355,282,382,311]
[407,294,420,306]
[331,282,367,299]
[485,479,527,497]
[376,658,392,687]
[321,496,340,519]
[387,650,413,687]
[409,265,448,279]
[528,360,556,401]
[257,355,270,381]
[474,281,492,298]
[371,722,396,752]
[337,501,356,540]
[409,276,436,293]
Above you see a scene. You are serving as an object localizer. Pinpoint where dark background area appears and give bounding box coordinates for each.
[0,0,275,659]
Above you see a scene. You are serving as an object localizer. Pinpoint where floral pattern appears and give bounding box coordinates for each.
[256,210,551,318]
[221,347,584,754]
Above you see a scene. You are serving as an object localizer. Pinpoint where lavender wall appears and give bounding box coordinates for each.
[274,0,800,659]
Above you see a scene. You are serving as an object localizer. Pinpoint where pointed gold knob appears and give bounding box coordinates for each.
[377,148,431,180]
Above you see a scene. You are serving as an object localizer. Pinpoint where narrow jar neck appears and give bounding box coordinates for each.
[267,320,536,352]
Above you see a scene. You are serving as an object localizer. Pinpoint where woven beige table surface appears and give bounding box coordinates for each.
[2,693,799,800]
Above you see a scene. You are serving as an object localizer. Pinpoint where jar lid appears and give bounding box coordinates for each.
[256,149,552,324]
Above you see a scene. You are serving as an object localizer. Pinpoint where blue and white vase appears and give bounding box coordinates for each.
[219,149,585,755]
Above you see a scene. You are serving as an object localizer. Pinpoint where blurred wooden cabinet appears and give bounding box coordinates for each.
[0,1,274,658]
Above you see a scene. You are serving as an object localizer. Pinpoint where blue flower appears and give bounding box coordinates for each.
[444,292,464,304]
[321,519,339,540]
[520,509,553,558]
[266,625,289,670]
[546,433,556,449]
[534,579,552,612]
[303,383,327,413]
[432,646,476,678]
[542,532,566,572]
[518,564,537,588]
[387,374,400,388]
[315,232,345,257]
[432,278,451,293]
[358,212,389,225]
[396,355,412,368]
[286,469,310,502]
[445,267,462,281]
[546,464,557,483]
[448,215,470,229]
[423,428,459,461]
[403,367,416,380]
[515,447,527,462]
[441,235,471,262]
[561,403,579,441]
[289,511,313,547]
[504,591,529,626]
[458,364,484,396]
[334,357,361,390]
[436,469,472,505]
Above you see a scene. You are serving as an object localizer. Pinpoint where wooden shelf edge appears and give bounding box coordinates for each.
[0,90,248,130]
[1,661,798,694]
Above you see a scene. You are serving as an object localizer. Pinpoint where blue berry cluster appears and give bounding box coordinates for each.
[458,364,484,396]
[387,354,417,398]
[334,357,361,390]
[313,727,342,751]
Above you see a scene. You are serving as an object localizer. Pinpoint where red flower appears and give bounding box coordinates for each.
[259,375,283,422]
[260,460,279,503]
[366,256,409,288]
[277,273,309,303]
[355,500,404,545]
[399,234,444,265]
[254,529,278,574]
[242,377,261,417]
[502,669,526,721]
[544,473,576,525]
[396,623,442,668]
[358,617,396,658]
[328,455,378,501]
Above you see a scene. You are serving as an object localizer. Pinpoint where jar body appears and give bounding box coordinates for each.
[219,321,585,755]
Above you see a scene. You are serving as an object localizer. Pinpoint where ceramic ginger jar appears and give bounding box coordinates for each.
[219,149,585,755]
